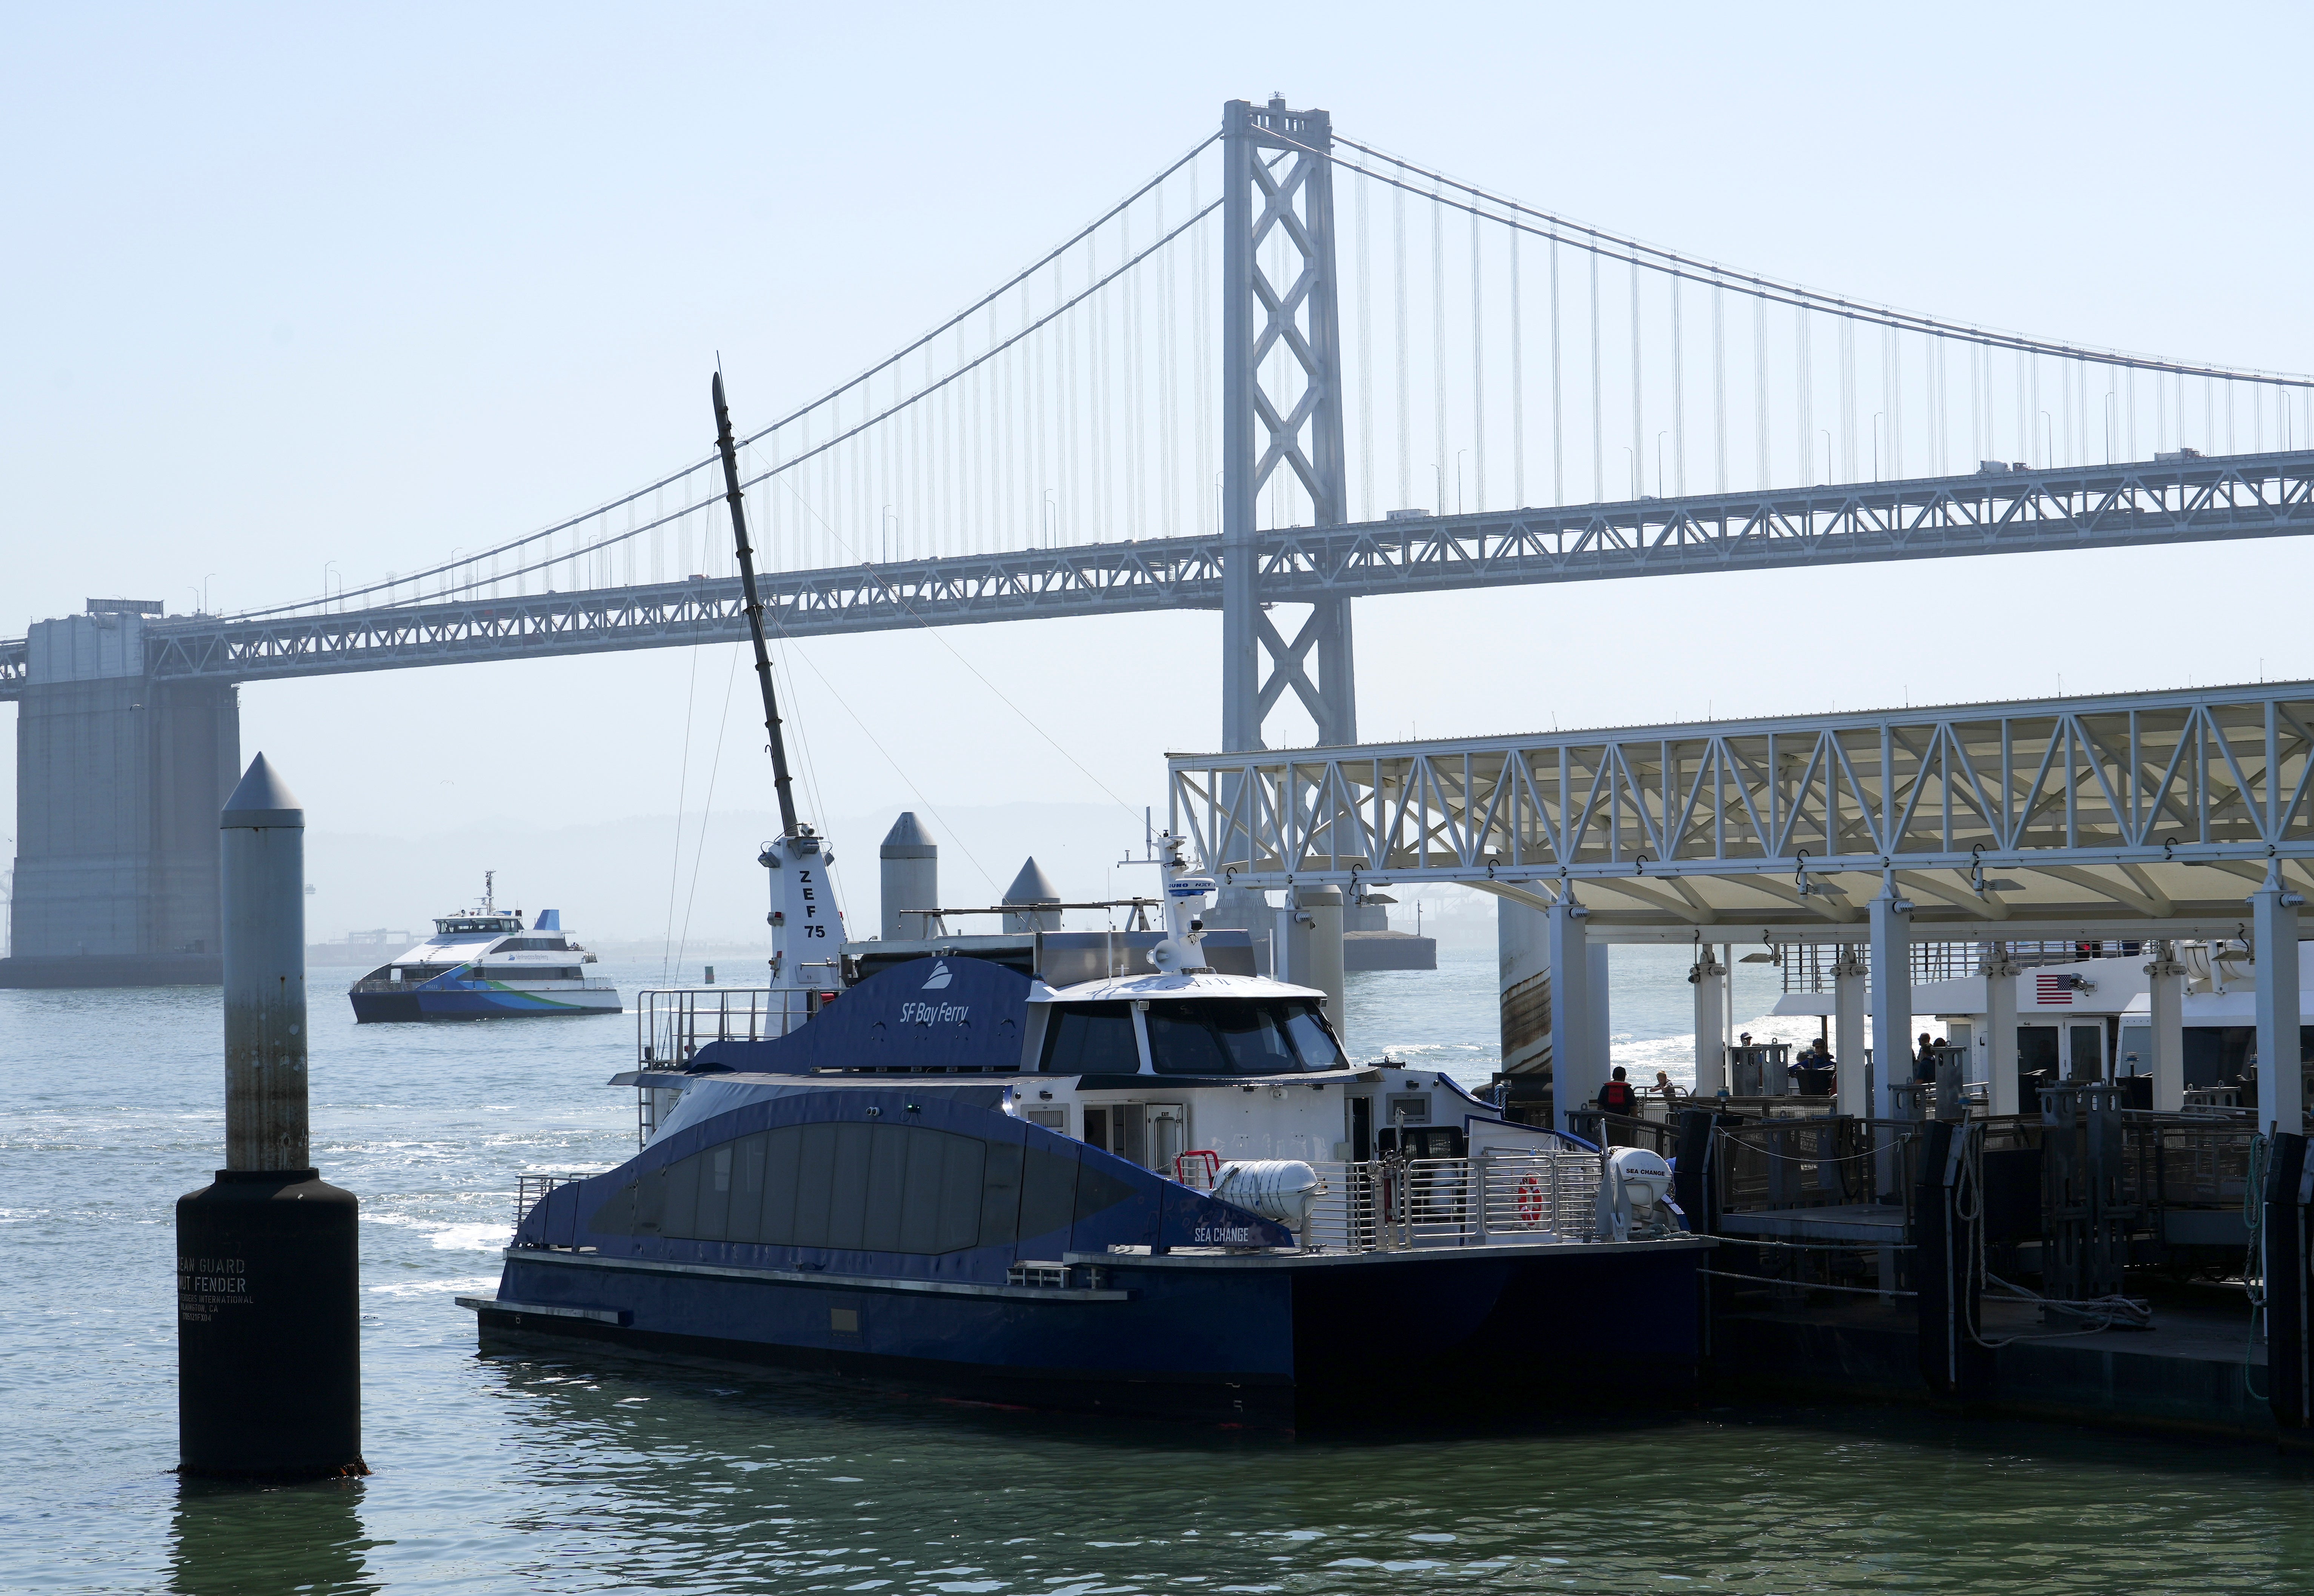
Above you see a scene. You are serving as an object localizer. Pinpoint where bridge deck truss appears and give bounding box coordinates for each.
[4,448,2312,700]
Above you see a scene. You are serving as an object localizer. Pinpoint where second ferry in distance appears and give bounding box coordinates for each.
[349,875,622,1022]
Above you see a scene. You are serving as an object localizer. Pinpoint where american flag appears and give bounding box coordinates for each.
[2035,972,2073,1006]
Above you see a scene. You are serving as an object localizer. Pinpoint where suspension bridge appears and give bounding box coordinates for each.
[7,95,2312,986]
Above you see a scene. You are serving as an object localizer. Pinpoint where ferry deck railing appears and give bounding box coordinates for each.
[635,986,811,1068]
[1296,1150,1608,1253]
[512,1171,603,1233]
[630,987,816,1144]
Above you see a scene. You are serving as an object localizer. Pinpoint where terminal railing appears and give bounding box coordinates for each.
[2142,1116,2257,1208]
[1777,939,2146,992]
[1715,1116,1922,1220]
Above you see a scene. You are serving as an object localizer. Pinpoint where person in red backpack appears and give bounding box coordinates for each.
[1598,1066,1639,1118]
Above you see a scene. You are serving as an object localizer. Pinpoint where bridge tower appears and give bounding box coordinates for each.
[1220,95,1355,752]
[0,603,239,987]
[1214,97,1355,950]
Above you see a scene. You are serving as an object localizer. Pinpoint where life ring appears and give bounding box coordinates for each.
[1514,1172,1545,1226]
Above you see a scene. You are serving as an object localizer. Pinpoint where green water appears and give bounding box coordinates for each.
[7,958,2312,1593]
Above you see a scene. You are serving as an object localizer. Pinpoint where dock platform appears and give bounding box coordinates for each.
[1716,1287,2271,1442]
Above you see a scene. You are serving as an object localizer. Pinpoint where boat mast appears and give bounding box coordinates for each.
[712,370,801,839]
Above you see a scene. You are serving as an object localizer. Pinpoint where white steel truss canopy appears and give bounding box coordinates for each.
[1169,681,2314,941]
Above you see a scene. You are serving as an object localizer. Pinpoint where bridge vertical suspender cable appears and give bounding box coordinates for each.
[1753,294,1768,489]
[1508,221,1522,512]
[1549,233,1563,508]
[1628,256,1642,498]
[1393,182,1410,512]
[1670,261,1684,497]
[1589,244,1602,502]
[1713,282,1726,494]
[1428,178,1446,513]
[1470,202,1486,512]
[1355,171,1375,523]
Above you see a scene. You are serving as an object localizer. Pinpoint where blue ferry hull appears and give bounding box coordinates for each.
[477,1241,1705,1426]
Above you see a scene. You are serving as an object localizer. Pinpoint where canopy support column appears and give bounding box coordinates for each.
[2254,868,2305,1135]
[1834,946,1868,1118]
[2145,941,2187,1114]
[1983,943,2022,1117]
[1548,895,1596,1136]
[1870,877,1914,1198]
[1691,948,1727,1095]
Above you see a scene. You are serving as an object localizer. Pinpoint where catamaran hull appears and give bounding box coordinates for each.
[469,1241,1706,1427]
[351,987,622,1022]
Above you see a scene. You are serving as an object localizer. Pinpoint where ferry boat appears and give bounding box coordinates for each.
[460,375,1708,1424]
[463,836,1710,1425]
[348,877,620,1022]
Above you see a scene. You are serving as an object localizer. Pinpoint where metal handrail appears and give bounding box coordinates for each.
[512,1170,601,1236]
[1298,1151,1606,1253]
[634,986,812,1067]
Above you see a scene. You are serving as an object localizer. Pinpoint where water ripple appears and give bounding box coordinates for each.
[8,961,2314,1593]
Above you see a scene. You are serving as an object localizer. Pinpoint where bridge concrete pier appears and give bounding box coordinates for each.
[1,608,238,988]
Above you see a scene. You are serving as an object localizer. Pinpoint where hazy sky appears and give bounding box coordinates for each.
[8,2,2314,923]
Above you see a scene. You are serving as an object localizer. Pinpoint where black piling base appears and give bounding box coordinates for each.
[177,1169,366,1479]
[2266,1132,2311,1439]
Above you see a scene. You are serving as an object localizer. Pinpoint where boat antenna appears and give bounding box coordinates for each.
[712,369,801,840]
[483,870,494,913]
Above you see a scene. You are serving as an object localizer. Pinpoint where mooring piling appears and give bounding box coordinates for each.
[176,753,365,1478]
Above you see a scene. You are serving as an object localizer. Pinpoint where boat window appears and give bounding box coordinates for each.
[1145,999,1341,1075]
[476,966,581,981]
[378,962,461,983]
[1080,1103,1148,1165]
[589,1122,1110,1253]
[1039,1004,1142,1074]
[1282,1004,1347,1068]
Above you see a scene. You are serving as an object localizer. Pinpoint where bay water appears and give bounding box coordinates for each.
[5,947,2311,1593]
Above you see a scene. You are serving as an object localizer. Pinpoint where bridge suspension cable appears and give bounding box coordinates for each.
[1307,127,2312,526]
[234,103,2314,640]
[237,131,1231,622]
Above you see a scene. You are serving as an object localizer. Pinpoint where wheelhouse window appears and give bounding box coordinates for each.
[1039,1003,1142,1074]
[1145,999,1345,1075]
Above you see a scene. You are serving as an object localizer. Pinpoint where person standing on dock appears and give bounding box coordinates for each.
[1913,1032,1939,1083]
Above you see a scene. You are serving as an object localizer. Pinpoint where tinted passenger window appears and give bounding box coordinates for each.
[1283,1004,1345,1067]
[1041,1004,1142,1073]
[594,1121,990,1254]
[1146,999,1337,1075]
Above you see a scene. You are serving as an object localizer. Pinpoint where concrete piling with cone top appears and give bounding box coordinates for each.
[176,753,364,1478]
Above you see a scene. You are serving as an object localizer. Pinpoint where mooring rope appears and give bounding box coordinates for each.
[1700,1267,1915,1299]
